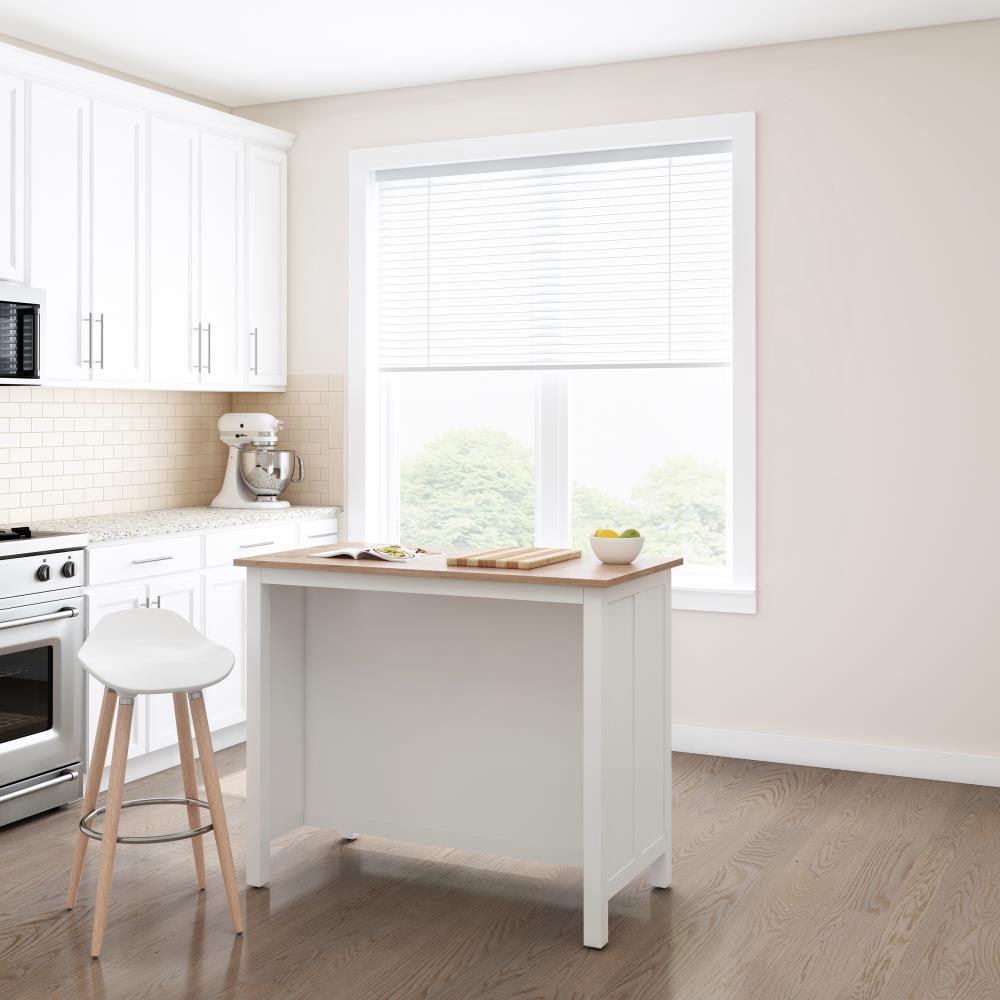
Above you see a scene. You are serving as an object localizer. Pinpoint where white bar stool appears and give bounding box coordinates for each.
[65,607,244,958]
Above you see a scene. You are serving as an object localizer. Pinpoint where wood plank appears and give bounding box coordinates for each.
[236,543,681,587]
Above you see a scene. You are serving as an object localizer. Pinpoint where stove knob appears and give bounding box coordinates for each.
[36,564,51,582]
[62,560,77,579]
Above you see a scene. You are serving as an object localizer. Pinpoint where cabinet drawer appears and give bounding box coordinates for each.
[204,522,299,567]
[88,535,202,585]
[298,518,339,547]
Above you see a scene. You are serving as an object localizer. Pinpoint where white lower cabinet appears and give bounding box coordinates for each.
[202,566,247,732]
[83,515,336,778]
[146,572,203,751]
[86,582,148,760]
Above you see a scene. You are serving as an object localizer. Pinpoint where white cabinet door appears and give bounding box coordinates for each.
[90,100,145,382]
[247,145,285,386]
[201,566,246,732]
[148,117,199,385]
[198,133,242,385]
[86,582,147,760]
[30,84,92,381]
[146,572,203,751]
[0,73,24,282]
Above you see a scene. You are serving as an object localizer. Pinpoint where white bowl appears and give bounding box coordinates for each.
[589,535,645,565]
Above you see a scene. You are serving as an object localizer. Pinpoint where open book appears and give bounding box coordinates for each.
[310,544,422,563]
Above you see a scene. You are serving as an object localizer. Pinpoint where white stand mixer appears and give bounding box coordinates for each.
[212,412,303,509]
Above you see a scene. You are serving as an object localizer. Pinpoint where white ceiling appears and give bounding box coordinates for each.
[0,0,998,108]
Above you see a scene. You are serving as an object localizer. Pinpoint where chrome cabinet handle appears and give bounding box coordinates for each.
[250,327,258,375]
[239,541,273,549]
[0,607,80,631]
[98,312,105,369]
[0,770,79,805]
[131,555,173,565]
[206,322,211,374]
[307,531,338,539]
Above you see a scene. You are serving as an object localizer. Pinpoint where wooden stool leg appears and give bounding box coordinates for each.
[91,696,134,959]
[189,692,244,934]
[67,687,116,909]
[172,693,207,890]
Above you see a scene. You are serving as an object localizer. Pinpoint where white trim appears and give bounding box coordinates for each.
[673,586,756,614]
[348,114,757,608]
[673,724,1000,787]
[0,40,293,150]
[535,371,570,547]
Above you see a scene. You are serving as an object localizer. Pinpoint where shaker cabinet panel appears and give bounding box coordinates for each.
[0,72,24,281]
[90,100,145,382]
[148,117,199,385]
[146,573,203,751]
[202,566,247,732]
[30,83,91,382]
[85,582,147,760]
[198,133,243,386]
[247,144,286,386]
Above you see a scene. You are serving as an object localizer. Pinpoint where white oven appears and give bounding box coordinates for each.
[0,531,87,826]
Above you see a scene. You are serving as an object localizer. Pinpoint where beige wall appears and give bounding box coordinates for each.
[237,20,1000,761]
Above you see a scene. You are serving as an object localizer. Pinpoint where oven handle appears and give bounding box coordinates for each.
[0,607,80,631]
[0,769,80,805]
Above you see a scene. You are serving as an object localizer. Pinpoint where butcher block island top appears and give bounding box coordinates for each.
[234,543,683,588]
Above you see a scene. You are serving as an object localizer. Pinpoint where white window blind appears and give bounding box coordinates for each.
[376,143,733,372]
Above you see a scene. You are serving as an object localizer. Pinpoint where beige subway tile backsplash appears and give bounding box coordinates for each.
[0,377,345,524]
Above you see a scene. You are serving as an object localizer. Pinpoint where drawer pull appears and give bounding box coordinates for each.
[131,555,174,565]
[239,541,273,549]
[307,531,338,539]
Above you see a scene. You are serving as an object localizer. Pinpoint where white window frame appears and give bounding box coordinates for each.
[348,113,757,614]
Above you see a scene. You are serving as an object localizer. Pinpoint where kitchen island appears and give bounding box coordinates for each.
[236,545,682,948]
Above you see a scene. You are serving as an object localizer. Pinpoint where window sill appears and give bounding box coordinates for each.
[672,584,757,614]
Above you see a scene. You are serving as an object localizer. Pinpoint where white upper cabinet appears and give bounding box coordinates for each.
[3,39,291,390]
[30,83,91,382]
[0,73,24,282]
[247,144,286,386]
[90,100,145,382]
[149,117,199,385]
[198,133,243,386]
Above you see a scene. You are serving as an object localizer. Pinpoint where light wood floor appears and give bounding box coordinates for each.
[2,748,1000,1000]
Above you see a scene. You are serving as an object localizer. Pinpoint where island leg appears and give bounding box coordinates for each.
[649,569,673,890]
[582,589,608,949]
[246,569,272,887]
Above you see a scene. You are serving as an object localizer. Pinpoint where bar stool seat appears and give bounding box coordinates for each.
[79,608,234,695]
[66,607,244,958]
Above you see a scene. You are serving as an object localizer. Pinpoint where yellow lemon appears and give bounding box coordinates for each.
[594,528,619,538]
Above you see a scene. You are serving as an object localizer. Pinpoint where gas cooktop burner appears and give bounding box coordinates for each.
[0,527,31,542]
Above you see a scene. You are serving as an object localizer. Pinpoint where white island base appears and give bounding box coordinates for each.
[241,550,679,948]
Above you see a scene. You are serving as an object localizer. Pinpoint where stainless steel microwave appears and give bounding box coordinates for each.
[0,286,44,384]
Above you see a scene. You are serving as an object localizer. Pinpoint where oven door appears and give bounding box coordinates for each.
[0,595,85,821]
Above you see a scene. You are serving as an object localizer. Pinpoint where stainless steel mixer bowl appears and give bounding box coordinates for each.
[238,446,304,499]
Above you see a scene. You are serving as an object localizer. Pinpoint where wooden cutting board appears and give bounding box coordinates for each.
[447,546,582,570]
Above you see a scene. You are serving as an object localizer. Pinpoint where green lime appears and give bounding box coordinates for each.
[620,528,641,538]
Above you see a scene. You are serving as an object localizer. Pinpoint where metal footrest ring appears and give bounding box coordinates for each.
[80,796,213,845]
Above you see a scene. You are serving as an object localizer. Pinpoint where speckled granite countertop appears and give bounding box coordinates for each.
[32,505,341,544]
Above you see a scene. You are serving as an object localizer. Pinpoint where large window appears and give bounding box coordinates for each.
[350,115,755,612]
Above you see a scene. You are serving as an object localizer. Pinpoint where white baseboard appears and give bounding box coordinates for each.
[100,723,247,792]
[673,724,1000,787]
